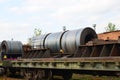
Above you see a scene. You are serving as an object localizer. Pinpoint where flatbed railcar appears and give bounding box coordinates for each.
[0,27,120,80]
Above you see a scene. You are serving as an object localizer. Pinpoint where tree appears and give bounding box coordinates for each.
[34,28,42,36]
[27,28,42,45]
[105,23,117,32]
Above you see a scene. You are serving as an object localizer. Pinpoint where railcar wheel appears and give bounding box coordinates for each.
[0,68,5,76]
[44,70,53,80]
[23,69,31,80]
[5,68,10,77]
[62,71,72,80]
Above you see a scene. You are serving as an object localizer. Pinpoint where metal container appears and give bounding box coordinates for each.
[61,27,97,53]
[44,32,66,53]
[31,34,50,49]
[1,40,23,54]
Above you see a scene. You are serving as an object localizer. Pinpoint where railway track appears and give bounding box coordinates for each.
[0,77,23,80]
[0,74,120,80]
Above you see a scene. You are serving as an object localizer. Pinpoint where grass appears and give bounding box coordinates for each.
[71,74,120,80]
[0,74,120,80]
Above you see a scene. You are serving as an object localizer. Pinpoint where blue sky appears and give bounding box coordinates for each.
[0,0,120,43]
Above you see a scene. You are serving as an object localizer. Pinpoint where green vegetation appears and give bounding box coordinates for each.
[71,74,120,80]
[53,74,120,80]
[34,28,42,36]
[105,22,118,32]
[27,28,42,45]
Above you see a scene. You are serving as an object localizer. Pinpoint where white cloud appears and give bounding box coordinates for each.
[1,0,120,43]
[51,0,118,20]
[9,6,43,14]
[0,0,8,3]
[0,22,33,43]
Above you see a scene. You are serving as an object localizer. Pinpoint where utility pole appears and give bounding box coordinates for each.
[11,38,13,41]
[63,26,66,31]
[92,24,96,31]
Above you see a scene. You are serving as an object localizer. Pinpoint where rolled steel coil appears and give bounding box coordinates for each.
[1,40,23,54]
[44,32,66,53]
[32,33,50,49]
[0,42,1,50]
[61,27,97,53]
[31,27,97,53]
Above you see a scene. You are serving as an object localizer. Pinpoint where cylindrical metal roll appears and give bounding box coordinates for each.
[0,42,1,51]
[1,40,23,54]
[61,27,97,53]
[44,32,66,53]
[32,33,50,48]
[31,27,97,54]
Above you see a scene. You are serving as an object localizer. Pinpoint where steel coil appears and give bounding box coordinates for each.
[1,40,23,54]
[0,42,1,50]
[44,32,66,53]
[61,27,97,53]
[32,33,50,48]
[31,27,97,54]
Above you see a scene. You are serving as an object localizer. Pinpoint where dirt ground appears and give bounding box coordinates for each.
[0,76,23,80]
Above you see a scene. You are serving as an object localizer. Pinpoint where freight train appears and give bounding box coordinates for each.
[0,27,120,80]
